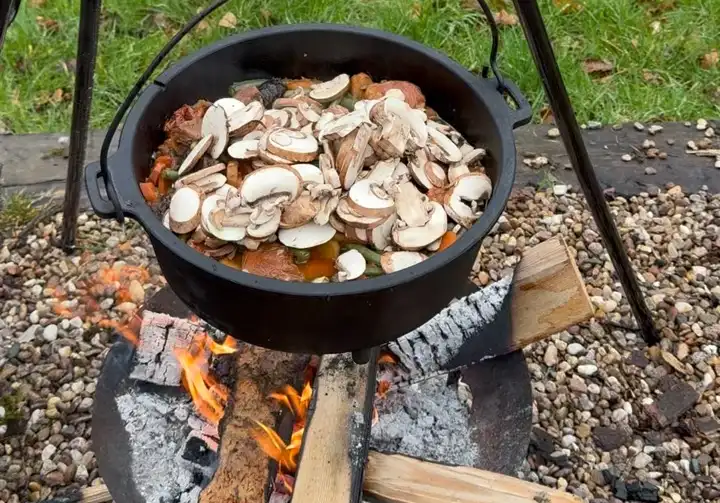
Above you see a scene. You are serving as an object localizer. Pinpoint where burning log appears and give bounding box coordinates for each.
[388,236,592,383]
[198,346,309,503]
[363,452,582,503]
[292,351,378,503]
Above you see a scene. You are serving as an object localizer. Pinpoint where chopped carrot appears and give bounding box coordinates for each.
[149,155,173,184]
[286,79,314,90]
[157,174,171,195]
[310,240,340,261]
[299,258,336,281]
[438,231,458,251]
[139,182,158,203]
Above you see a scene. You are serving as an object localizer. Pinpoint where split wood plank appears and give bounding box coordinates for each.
[292,352,378,503]
[199,346,309,503]
[47,483,113,503]
[363,451,582,503]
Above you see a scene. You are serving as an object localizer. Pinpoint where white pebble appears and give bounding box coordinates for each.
[697,118,708,130]
[675,301,692,314]
[633,452,653,469]
[57,347,71,358]
[567,343,586,356]
[621,154,633,162]
[612,408,628,423]
[42,324,58,342]
[29,311,39,324]
[553,184,568,196]
[544,344,559,367]
[41,444,57,461]
[577,364,598,377]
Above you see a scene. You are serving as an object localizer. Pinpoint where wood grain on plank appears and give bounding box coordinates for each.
[364,452,582,503]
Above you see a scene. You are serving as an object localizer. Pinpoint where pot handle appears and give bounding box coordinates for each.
[500,79,533,129]
[85,159,128,219]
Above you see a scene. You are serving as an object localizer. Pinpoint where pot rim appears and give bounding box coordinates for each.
[113,23,517,297]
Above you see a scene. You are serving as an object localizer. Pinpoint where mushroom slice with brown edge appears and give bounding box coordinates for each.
[463,147,486,167]
[228,101,264,136]
[424,161,447,188]
[214,97,245,117]
[203,244,236,258]
[347,179,395,218]
[380,251,427,274]
[318,111,368,142]
[193,173,227,193]
[448,163,471,184]
[247,207,282,239]
[427,127,462,164]
[366,158,400,183]
[266,128,319,163]
[337,124,372,190]
[335,198,385,229]
[228,139,260,159]
[314,193,340,226]
[169,187,202,234]
[369,213,397,251]
[309,74,350,103]
[175,162,225,188]
[336,249,367,282]
[162,211,171,230]
[392,202,448,250]
[177,134,213,176]
[278,222,336,249]
[371,115,410,159]
[345,226,368,243]
[443,173,492,228]
[201,194,246,241]
[239,166,301,205]
[258,149,293,165]
[383,97,428,148]
[408,149,434,190]
[318,152,341,189]
[264,109,290,128]
[393,180,431,227]
[292,163,324,185]
[280,193,321,229]
[201,105,229,159]
[297,102,321,123]
[329,214,346,234]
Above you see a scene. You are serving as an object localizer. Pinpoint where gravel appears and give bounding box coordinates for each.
[1,181,719,502]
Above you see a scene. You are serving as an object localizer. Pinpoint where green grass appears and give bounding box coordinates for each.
[0,192,38,234]
[0,0,718,133]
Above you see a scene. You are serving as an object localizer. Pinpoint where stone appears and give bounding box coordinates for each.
[661,350,689,375]
[42,325,58,342]
[577,424,592,439]
[544,344,559,366]
[577,364,598,377]
[129,280,145,304]
[567,343,585,356]
[612,409,628,423]
[569,374,587,393]
[41,444,56,461]
[633,452,653,469]
[547,127,560,138]
[74,464,89,483]
[44,470,65,487]
[593,426,630,451]
[675,301,692,314]
[646,380,700,427]
[629,350,650,368]
[621,154,633,162]
[644,167,657,175]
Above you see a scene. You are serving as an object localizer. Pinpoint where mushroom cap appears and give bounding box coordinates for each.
[201,105,229,159]
[280,193,321,229]
[392,201,448,250]
[380,251,427,273]
[266,128,319,163]
[201,194,246,241]
[347,179,395,218]
[239,166,302,205]
[408,150,434,190]
[278,222,336,249]
[393,181,431,228]
[178,135,213,176]
[228,139,260,159]
[247,209,281,239]
[214,97,246,117]
[424,161,447,188]
[169,187,202,234]
[228,101,264,135]
[443,173,492,228]
[292,163,324,185]
[336,249,367,281]
[309,74,350,103]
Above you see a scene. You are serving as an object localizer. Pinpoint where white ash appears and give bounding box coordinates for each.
[388,275,511,379]
[116,390,203,503]
[370,377,478,467]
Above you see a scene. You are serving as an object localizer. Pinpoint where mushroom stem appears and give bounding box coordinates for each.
[341,243,382,265]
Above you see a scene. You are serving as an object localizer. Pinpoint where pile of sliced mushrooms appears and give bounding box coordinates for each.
[144,73,492,283]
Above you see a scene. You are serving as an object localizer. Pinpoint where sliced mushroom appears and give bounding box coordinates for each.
[193,173,227,193]
[366,158,400,183]
[291,163,324,185]
[169,187,202,234]
[463,147,486,166]
[273,97,322,113]
[443,173,492,228]
[162,211,171,230]
[278,222,336,249]
[258,149,293,165]
[318,111,368,142]
[309,74,350,103]
[347,179,395,218]
[426,238,441,252]
[297,102,321,123]
[265,128,319,163]
[345,226,369,243]
[329,213,346,234]
[393,181,431,228]
[371,116,410,159]
[263,109,290,128]
[392,202,447,250]
[392,161,410,180]
[336,124,372,190]
[201,194,246,241]
[427,127,463,164]
[336,250,366,282]
[247,208,281,239]
[369,213,397,251]
[177,135,213,175]
[380,251,427,273]
[382,97,428,148]
[175,162,225,187]
[201,105,229,159]
[424,161,447,188]
[214,97,245,117]
[314,193,340,226]
[408,149,434,190]
[286,108,304,129]
[243,130,265,141]
[240,166,302,205]
[335,198,386,229]
[228,139,260,159]
[239,236,263,250]
[228,101,264,136]
[280,193,321,228]
[203,244,236,258]
[448,163,471,184]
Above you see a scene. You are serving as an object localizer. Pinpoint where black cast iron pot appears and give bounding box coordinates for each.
[85,24,531,354]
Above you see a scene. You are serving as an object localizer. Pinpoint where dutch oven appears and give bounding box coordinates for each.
[85,23,531,354]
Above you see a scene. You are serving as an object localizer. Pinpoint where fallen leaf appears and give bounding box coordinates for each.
[29,0,46,7]
[552,0,583,14]
[260,9,273,24]
[701,49,719,70]
[650,21,662,34]
[638,0,676,15]
[218,12,237,28]
[642,70,662,84]
[411,1,422,18]
[35,16,59,32]
[582,58,614,77]
[539,105,555,124]
[51,88,64,104]
[495,9,518,26]
[196,20,210,32]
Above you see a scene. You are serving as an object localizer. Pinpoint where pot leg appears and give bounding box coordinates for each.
[512,0,660,345]
[352,349,372,365]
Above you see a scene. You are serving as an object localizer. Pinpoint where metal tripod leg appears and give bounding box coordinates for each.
[60,0,103,252]
[512,0,660,345]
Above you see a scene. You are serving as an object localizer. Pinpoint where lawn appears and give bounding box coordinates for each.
[0,0,718,134]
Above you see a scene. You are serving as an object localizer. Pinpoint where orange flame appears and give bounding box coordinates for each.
[269,383,312,423]
[377,352,398,365]
[376,380,392,399]
[372,407,379,427]
[206,334,238,355]
[253,421,300,472]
